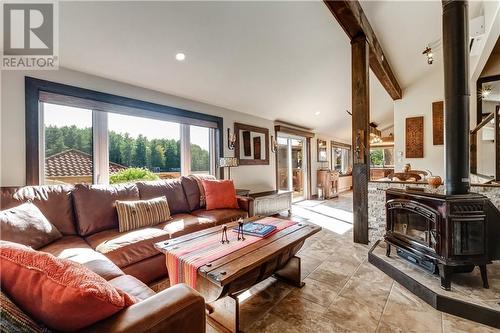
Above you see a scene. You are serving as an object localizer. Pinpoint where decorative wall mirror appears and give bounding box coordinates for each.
[331,141,352,175]
[473,74,500,184]
[317,139,328,162]
[234,123,269,165]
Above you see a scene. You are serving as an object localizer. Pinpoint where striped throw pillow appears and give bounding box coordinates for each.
[116,196,171,232]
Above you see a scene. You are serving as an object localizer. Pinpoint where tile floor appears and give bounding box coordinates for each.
[208,192,499,333]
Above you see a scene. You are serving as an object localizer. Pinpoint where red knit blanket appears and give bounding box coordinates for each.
[165,217,296,289]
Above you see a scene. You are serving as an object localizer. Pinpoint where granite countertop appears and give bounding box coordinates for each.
[386,186,487,200]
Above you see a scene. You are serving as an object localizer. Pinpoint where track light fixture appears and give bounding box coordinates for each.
[423,46,433,65]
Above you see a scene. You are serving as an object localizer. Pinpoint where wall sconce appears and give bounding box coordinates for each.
[423,46,433,65]
[227,128,236,150]
[271,135,277,153]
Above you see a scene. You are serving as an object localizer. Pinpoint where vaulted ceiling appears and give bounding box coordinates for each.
[58,1,394,140]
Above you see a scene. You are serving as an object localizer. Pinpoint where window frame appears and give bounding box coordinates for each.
[27,77,223,185]
[330,141,351,175]
[369,146,395,168]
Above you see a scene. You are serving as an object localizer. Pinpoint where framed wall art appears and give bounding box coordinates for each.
[406,116,424,158]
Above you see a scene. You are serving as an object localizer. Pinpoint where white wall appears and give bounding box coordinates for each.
[393,68,445,177]
[0,68,276,192]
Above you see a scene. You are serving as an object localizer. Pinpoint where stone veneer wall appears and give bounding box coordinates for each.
[368,182,500,243]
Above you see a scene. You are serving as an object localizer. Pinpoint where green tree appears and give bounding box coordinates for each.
[163,139,180,171]
[190,144,209,172]
[45,126,66,156]
[43,125,203,174]
[120,133,134,166]
[150,142,166,170]
[109,131,123,165]
[133,135,149,168]
[370,149,384,166]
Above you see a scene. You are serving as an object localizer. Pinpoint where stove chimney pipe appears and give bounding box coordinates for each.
[442,0,470,195]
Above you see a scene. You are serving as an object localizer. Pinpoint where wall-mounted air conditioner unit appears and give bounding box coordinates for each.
[470,15,485,56]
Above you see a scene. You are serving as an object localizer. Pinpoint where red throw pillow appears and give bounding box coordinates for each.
[202,179,239,210]
[0,241,136,332]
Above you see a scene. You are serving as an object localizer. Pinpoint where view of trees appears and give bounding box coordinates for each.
[370,148,384,166]
[369,147,394,167]
[45,125,210,172]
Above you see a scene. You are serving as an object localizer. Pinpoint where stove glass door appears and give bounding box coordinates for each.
[393,210,433,247]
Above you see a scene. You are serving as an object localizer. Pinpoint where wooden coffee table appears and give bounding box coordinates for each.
[154,217,321,333]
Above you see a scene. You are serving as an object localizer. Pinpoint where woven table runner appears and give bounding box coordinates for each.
[165,217,297,289]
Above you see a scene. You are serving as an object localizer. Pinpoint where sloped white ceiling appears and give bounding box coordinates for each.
[59,1,394,140]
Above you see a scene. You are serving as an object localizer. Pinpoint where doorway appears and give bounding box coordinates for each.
[277,133,308,201]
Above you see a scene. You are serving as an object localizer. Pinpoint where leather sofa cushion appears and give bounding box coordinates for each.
[181,175,215,211]
[0,185,76,235]
[108,275,156,302]
[0,202,62,249]
[190,209,248,225]
[122,254,167,285]
[137,180,190,214]
[72,183,140,237]
[40,236,124,281]
[156,214,215,238]
[85,227,170,268]
[85,214,215,269]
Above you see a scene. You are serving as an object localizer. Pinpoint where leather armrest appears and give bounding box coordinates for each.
[80,284,206,333]
[237,195,254,217]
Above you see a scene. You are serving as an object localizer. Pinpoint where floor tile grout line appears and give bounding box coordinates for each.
[239,282,294,333]
[323,258,367,311]
[375,279,395,332]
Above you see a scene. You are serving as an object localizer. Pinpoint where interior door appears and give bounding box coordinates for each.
[276,134,307,201]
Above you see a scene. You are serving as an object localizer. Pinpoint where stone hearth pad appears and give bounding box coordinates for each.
[368,240,500,329]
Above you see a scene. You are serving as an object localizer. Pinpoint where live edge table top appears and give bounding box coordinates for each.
[154,216,321,288]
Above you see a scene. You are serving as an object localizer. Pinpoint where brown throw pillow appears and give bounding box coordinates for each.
[190,174,216,207]
[116,196,171,232]
[0,202,62,249]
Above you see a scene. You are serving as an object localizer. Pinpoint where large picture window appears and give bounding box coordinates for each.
[30,79,222,185]
[190,125,214,175]
[108,112,182,183]
[43,103,93,185]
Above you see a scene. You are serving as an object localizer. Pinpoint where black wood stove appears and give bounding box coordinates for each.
[383,1,500,292]
[384,187,493,290]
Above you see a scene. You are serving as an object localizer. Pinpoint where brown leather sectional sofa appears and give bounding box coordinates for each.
[1,176,254,332]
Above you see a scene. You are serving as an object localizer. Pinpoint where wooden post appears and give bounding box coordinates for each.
[351,34,370,244]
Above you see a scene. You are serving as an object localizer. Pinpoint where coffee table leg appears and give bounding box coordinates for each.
[274,256,304,288]
[206,294,240,333]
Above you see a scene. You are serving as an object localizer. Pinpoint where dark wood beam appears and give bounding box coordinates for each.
[351,35,370,244]
[324,0,402,100]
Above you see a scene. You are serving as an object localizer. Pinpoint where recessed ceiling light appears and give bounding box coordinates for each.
[175,52,186,61]
[314,111,321,116]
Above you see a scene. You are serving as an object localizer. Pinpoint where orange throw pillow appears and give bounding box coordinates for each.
[202,179,239,210]
[0,241,136,332]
